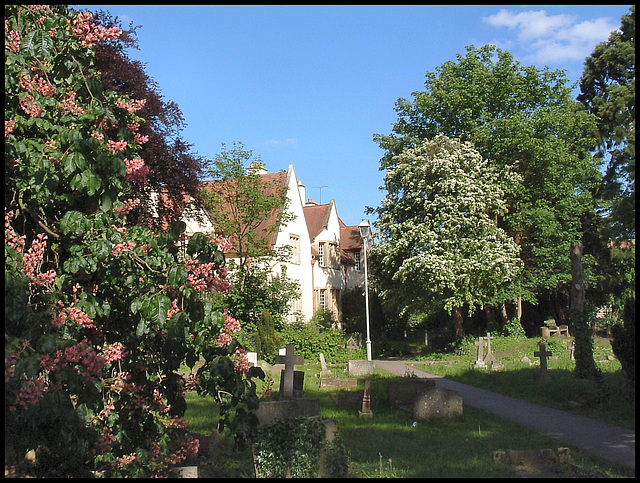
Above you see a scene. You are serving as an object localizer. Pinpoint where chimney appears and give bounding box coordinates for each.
[297,180,306,205]
[306,199,318,206]
[247,161,267,175]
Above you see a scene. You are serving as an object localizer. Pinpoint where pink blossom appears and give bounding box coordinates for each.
[60,90,84,115]
[224,312,242,334]
[116,98,146,113]
[71,10,122,48]
[232,348,251,375]
[5,210,25,252]
[107,139,128,153]
[102,342,126,363]
[124,157,149,185]
[20,94,43,117]
[134,133,149,145]
[167,299,180,320]
[8,30,21,52]
[215,332,233,348]
[91,131,104,140]
[112,240,136,256]
[5,119,16,136]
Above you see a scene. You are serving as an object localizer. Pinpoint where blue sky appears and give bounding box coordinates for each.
[77,5,631,226]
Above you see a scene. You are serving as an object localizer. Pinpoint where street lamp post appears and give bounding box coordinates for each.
[358,219,372,361]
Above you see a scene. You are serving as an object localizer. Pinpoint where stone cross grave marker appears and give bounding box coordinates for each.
[275,343,304,399]
[474,337,487,369]
[483,332,499,367]
[319,352,331,377]
[534,342,553,382]
[346,337,359,360]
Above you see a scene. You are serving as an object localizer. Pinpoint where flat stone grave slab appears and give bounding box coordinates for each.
[319,377,358,390]
[255,398,321,427]
[413,386,463,420]
[388,379,436,407]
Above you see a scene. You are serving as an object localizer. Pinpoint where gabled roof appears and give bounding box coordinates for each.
[303,202,333,242]
[339,218,363,251]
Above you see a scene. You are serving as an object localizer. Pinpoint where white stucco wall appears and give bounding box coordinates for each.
[271,165,315,322]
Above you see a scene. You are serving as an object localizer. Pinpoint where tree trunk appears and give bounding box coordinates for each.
[515,296,523,323]
[570,242,600,379]
[499,303,509,325]
[452,306,465,338]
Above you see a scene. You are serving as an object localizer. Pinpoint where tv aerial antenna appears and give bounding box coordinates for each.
[310,186,328,204]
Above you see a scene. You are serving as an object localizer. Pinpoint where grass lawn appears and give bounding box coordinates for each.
[409,335,635,429]
[183,356,635,478]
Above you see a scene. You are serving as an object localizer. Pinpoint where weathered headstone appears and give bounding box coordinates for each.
[346,337,359,360]
[319,352,332,377]
[347,359,375,375]
[474,337,487,369]
[168,466,198,478]
[482,332,503,369]
[275,343,304,399]
[534,343,553,382]
[413,386,463,420]
[247,351,258,368]
[358,378,373,418]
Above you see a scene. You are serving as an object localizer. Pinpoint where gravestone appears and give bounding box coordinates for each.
[482,332,503,370]
[168,466,198,478]
[348,359,375,375]
[474,337,487,369]
[388,379,436,407]
[319,352,332,377]
[319,377,358,390]
[358,378,374,418]
[255,398,321,427]
[346,337,360,360]
[247,351,258,368]
[275,343,304,399]
[534,343,553,382]
[413,386,463,420]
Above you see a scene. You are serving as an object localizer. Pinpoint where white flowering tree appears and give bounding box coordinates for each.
[372,135,523,337]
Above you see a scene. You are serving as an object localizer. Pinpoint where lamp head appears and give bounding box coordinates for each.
[358,218,371,239]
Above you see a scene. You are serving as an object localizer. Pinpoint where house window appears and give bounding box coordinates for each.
[289,234,300,264]
[318,243,325,267]
[355,251,361,271]
[319,289,326,309]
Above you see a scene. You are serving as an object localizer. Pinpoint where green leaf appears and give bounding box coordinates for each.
[136,319,146,337]
[168,265,187,287]
[60,211,86,235]
[141,293,172,326]
[21,30,54,57]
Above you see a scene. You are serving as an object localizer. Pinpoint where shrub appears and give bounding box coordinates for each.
[502,317,527,338]
[277,322,354,363]
[256,310,282,364]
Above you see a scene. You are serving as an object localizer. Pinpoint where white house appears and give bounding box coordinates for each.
[173,163,366,323]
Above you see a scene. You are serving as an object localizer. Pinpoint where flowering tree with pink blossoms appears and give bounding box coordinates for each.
[5,5,263,477]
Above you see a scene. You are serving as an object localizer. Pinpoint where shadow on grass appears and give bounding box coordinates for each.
[413,363,635,429]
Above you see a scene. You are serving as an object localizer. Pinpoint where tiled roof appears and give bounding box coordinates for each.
[303,203,332,242]
[339,218,363,251]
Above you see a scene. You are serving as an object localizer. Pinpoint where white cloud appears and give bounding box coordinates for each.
[264,138,298,149]
[482,9,620,64]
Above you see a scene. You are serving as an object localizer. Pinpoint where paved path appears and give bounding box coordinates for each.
[375,359,635,471]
